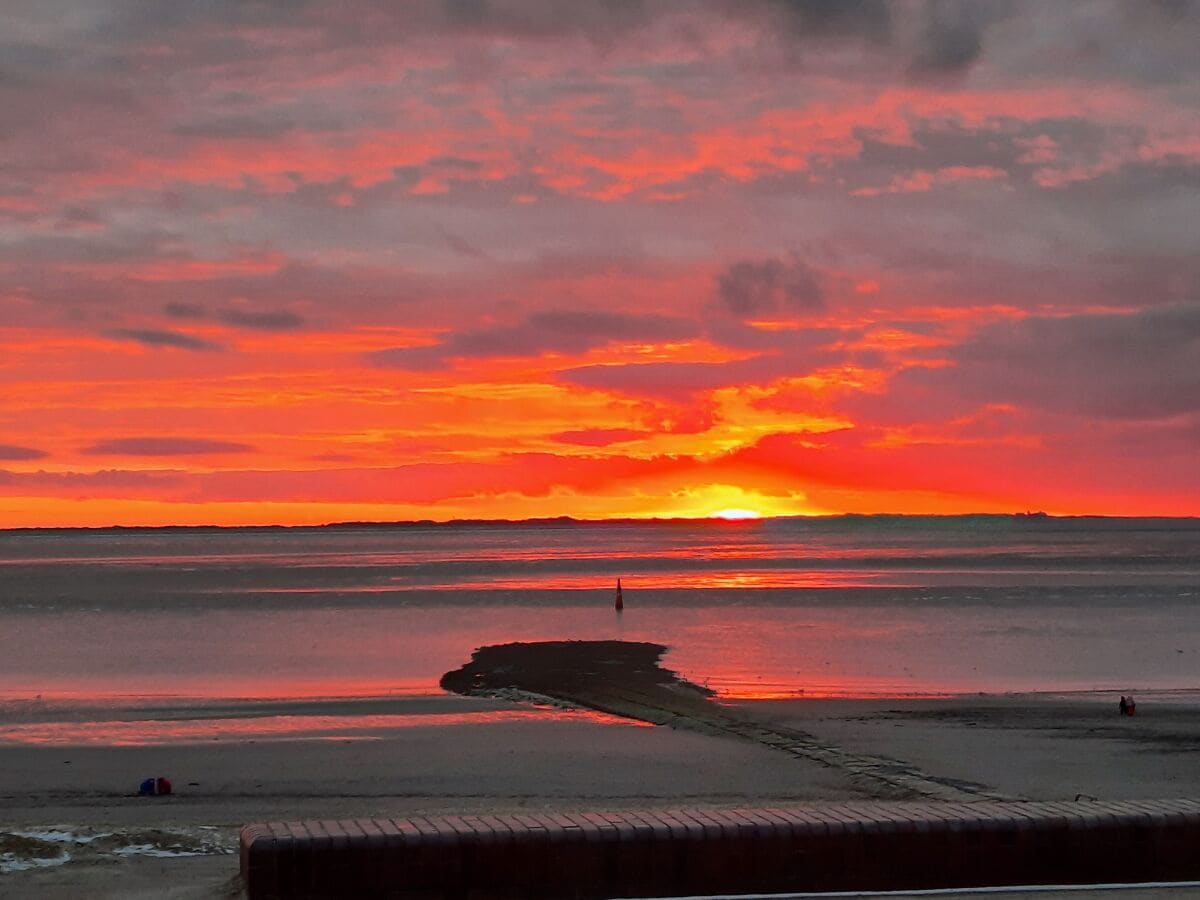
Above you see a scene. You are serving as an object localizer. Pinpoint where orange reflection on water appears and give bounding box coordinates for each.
[242,570,905,592]
[215,571,905,601]
[0,707,649,747]
[716,687,955,701]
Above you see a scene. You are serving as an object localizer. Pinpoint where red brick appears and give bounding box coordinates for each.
[239,825,278,899]
[239,801,1200,899]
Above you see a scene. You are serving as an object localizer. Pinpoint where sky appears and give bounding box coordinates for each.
[1,0,1198,527]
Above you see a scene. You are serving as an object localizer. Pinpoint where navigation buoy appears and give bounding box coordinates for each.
[615,578,624,611]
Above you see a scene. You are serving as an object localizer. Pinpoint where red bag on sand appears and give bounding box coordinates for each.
[138,776,172,795]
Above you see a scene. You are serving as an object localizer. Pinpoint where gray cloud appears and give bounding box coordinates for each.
[0,444,48,461]
[172,109,303,140]
[218,309,304,330]
[107,328,221,351]
[528,309,690,341]
[909,0,997,74]
[562,360,744,399]
[164,302,206,319]
[370,309,701,369]
[371,344,450,371]
[903,301,1200,420]
[439,0,656,41]
[773,0,892,42]
[559,344,841,400]
[435,225,491,261]
[162,303,304,330]
[717,256,826,319]
[4,0,892,56]
[1135,0,1199,20]
[81,437,255,456]
[135,262,420,321]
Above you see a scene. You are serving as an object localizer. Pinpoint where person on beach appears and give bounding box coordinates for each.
[1119,696,1128,715]
[1127,696,1136,716]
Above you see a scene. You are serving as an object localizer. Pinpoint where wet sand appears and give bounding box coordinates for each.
[4,641,1199,897]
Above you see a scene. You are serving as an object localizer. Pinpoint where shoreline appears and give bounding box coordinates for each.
[4,699,1199,898]
[4,684,1199,751]
[7,681,1199,708]
[3,641,1198,896]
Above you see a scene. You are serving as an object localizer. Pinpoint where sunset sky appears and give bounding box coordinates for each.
[2,0,1198,526]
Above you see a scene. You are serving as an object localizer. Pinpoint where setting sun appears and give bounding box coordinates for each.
[710,508,762,521]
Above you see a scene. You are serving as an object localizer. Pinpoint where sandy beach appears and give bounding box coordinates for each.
[3,643,1198,897]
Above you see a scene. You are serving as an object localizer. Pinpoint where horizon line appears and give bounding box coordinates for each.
[4,511,1199,534]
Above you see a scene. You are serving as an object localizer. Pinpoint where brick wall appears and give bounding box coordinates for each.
[240,799,1200,899]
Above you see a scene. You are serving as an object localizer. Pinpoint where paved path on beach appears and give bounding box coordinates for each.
[443,640,1009,802]
[566,680,1009,802]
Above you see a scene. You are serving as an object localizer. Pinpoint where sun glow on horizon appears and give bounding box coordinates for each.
[710,508,762,521]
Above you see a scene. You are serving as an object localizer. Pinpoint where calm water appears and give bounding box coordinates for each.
[1,516,1197,701]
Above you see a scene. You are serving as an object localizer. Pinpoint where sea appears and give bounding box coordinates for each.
[1,515,1197,711]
